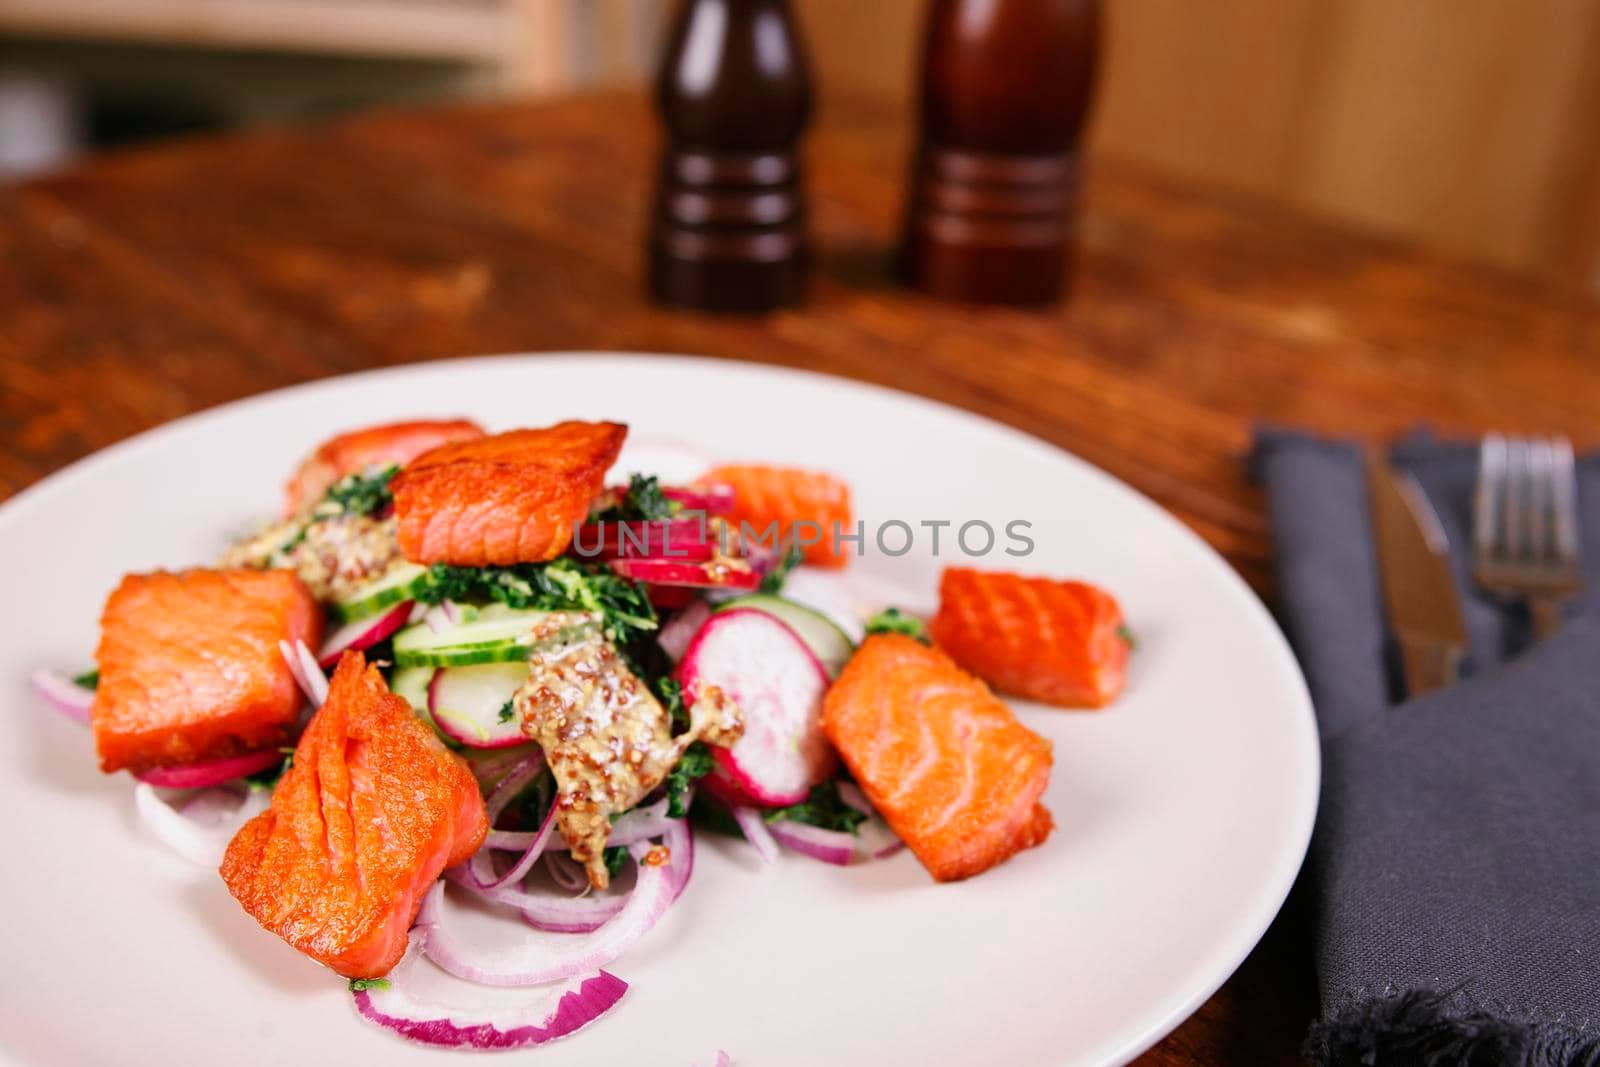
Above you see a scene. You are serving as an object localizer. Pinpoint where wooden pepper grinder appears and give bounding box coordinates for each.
[900,0,1101,304]
[649,0,812,312]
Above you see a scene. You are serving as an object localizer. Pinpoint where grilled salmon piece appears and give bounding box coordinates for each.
[221,652,488,979]
[698,465,852,567]
[392,421,627,566]
[91,569,322,774]
[821,634,1053,882]
[930,567,1129,709]
[284,418,485,517]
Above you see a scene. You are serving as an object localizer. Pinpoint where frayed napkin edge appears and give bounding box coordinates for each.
[1306,988,1599,1067]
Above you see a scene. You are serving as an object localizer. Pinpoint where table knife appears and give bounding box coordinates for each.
[1365,451,1469,696]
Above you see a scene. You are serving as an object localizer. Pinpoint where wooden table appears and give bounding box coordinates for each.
[3,91,1598,1064]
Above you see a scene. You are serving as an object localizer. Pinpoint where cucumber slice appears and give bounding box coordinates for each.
[389,666,436,715]
[331,562,431,623]
[716,593,855,677]
[392,607,598,669]
[429,661,530,748]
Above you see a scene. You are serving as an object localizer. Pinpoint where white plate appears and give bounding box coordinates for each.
[0,355,1318,1067]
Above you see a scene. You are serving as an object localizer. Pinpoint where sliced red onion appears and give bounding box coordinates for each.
[135,749,284,789]
[835,781,904,860]
[448,864,627,934]
[133,782,269,867]
[30,669,93,726]
[318,600,414,669]
[462,745,541,791]
[690,1052,733,1067]
[486,829,538,852]
[422,606,452,634]
[605,797,673,849]
[423,820,692,986]
[768,819,854,866]
[728,803,779,865]
[279,638,328,707]
[353,941,627,1051]
[481,803,558,892]
[657,599,712,662]
[544,852,590,894]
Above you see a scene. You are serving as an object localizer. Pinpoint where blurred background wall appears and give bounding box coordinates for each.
[2,0,1598,290]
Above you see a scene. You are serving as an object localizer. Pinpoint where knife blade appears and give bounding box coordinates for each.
[1365,450,1468,697]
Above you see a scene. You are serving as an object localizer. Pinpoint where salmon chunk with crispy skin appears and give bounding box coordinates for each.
[392,421,627,566]
[283,418,485,517]
[221,652,487,979]
[91,569,322,774]
[930,567,1129,709]
[821,634,1053,882]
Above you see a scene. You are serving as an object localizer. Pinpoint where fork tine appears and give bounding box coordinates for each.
[1526,438,1552,564]
[1474,434,1506,569]
[1504,436,1529,562]
[1550,437,1581,567]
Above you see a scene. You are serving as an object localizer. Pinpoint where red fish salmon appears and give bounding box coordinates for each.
[821,634,1053,882]
[91,569,322,774]
[220,652,488,979]
[391,421,627,566]
[284,418,485,517]
[697,465,852,567]
[930,567,1129,709]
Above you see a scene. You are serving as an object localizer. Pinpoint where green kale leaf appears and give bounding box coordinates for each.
[317,464,398,518]
[764,780,867,834]
[73,668,99,689]
[590,474,676,523]
[417,558,657,646]
[664,742,714,818]
[864,607,929,644]
[757,540,804,594]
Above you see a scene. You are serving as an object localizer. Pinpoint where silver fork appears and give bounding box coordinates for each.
[1472,433,1584,640]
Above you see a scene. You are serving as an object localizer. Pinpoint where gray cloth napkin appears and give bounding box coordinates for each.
[1252,431,1600,1066]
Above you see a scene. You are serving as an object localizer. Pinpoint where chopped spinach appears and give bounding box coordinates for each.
[317,465,398,518]
[497,699,515,724]
[764,780,867,833]
[864,607,929,644]
[73,668,99,689]
[604,846,628,878]
[664,742,714,818]
[348,977,391,992]
[590,474,675,523]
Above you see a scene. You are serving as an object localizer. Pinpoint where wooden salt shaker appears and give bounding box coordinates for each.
[900,0,1101,305]
[649,0,812,312]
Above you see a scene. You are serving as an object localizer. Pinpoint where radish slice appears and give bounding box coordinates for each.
[768,819,854,866]
[676,609,835,806]
[429,662,529,749]
[571,517,715,561]
[30,669,93,725]
[611,558,761,592]
[318,600,414,669]
[133,782,269,867]
[645,584,699,611]
[657,599,712,662]
[423,820,692,987]
[135,749,284,789]
[728,803,779,865]
[353,941,627,1051]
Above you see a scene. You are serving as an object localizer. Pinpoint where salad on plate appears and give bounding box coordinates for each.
[32,416,1131,1053]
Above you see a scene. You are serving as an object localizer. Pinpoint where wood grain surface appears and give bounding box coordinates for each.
[3,90,1598,1064]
